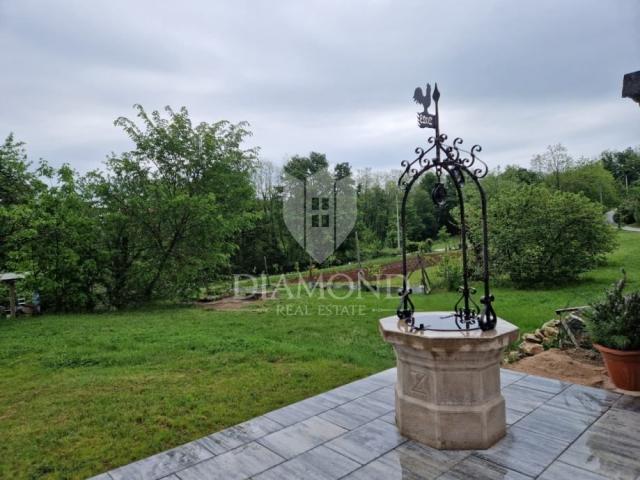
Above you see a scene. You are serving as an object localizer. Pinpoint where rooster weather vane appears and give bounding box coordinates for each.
[397,83,497,332]
[413,83,439,129]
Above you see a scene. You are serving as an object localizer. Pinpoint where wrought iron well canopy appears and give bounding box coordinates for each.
[397,83,497,332]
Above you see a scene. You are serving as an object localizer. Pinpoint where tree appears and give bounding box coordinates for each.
[467,184,615,285]
[9,163,102,311]
[601,147,640,190]
[531,143,573,190]
[93,105,257,305]
[617,185,640,224]
[334,162,351,180]
[559,160,620,207]
[282,152,328,180]
[500,165,542,185]
[0,134,44,271]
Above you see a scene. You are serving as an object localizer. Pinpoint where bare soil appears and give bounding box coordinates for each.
[195,291,275,311]
[507,348,611,389]
[304,253,445,282]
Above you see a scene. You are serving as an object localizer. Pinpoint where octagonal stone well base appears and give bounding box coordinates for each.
[379,312,519,450]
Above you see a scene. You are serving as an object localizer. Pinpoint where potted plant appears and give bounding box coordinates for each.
[584,273,640,391]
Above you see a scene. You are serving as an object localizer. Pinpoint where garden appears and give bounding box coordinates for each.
[0,229,638,478]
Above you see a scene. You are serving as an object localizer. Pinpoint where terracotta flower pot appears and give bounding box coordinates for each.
[594,343,640,391]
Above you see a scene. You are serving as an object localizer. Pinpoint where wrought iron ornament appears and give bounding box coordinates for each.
[397,83,497,332]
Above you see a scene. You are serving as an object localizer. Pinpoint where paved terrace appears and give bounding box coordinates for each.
[91,369,640,480]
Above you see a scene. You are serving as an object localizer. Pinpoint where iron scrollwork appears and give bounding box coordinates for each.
[397,83,497,332]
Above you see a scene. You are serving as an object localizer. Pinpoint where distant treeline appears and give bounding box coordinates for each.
[1,106,638,311]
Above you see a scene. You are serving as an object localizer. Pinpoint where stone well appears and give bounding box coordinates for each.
[379,312,519,450]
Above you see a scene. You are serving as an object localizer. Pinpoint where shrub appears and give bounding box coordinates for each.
[617,187,640,225]
[437,254,462,291]
[584,274,640,351]
[469,184,616,285]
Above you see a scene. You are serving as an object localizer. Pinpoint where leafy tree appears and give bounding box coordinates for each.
[0,134,44,271]
[282,152,328,180]
[9,163,102,311]
[617,185,640,224]
[334,162,351,180]
[500,165,542,185]
[601,147,640,189]
[559,160,619,207]
[0,134,40,206]
[93,105,257,305]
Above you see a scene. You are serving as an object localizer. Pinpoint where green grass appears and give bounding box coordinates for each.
[1,230,638,479]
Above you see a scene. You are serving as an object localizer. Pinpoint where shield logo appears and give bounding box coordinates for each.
[282,169,357,263]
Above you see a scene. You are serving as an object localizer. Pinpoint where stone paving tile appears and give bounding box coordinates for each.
[366,368,397,386]
[263,402,317,427]
[474,425,569,478]
[438,455,533,480]
[378,411,395,425]
[108,440,213,480]
[343,440,469,480]
[176,442,283,480]
[364,385,395,406]
[196,415,283,455]
[501,384,556,416]
[547,383,620,416]
[257,415,346,459]
[515,403,596,443]
[325,418,406,465]
[612,394,640,413]
[505,408,527,426]
[500,369,526,388]
[318,393,392,430]
[264,394,338,427]
[559,408,640,480]
[302,391,344,410]
[321,378,383,405]
[538,461,610,480]
[252,445,360,480]
[512,374,570,394]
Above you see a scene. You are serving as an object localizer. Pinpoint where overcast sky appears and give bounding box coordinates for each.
[0,0,638,175]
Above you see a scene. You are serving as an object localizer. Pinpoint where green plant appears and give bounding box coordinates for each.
[465,183,616,285]
[583,273,640,350]
[420,238,433,254]
[437,254,462,291]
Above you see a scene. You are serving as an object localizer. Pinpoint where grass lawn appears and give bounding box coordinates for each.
[0,230,638,479]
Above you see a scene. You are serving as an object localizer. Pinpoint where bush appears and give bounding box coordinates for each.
[471,184,616,285]
[584,274,640,350]
[420,238,433,254]
[617,187,640,225]
[437,254,462,291]
[405,240,421,253]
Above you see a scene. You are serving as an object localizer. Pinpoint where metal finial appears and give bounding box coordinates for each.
[433,83,440,102]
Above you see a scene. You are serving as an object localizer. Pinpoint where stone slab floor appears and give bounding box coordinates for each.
[91,369,640,480]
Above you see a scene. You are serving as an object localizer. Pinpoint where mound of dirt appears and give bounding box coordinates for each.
[507,348,609,388]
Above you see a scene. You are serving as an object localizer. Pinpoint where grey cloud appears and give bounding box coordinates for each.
[0,0,638,174]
